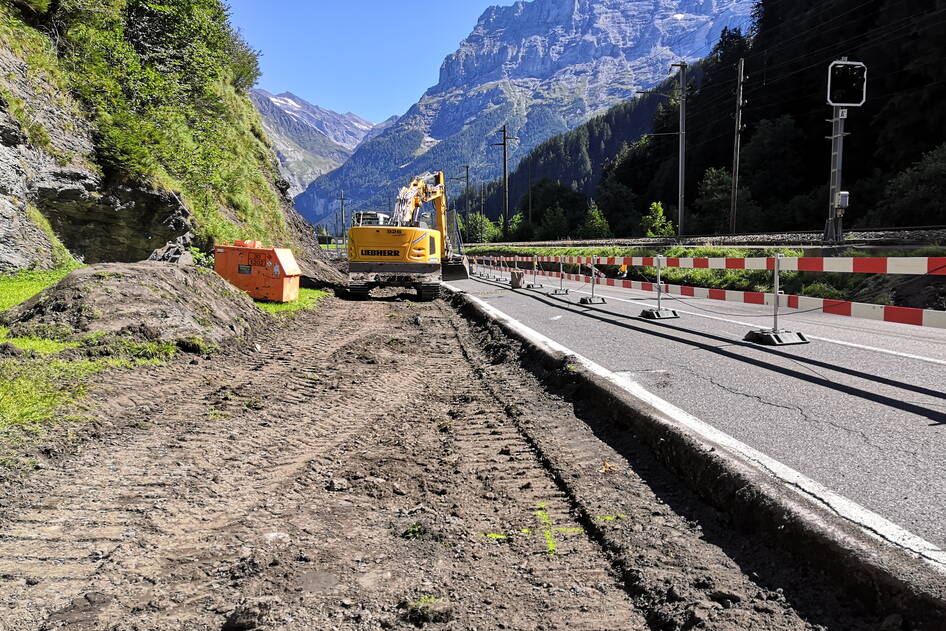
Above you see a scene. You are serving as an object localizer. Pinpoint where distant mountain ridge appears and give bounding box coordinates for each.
[250,90,395,197]
[295,0,753,226]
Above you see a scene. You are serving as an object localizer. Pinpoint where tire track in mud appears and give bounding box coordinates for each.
[447,309,875,631]
[0,299,426,629]
[442,382,646,630]
[0,296,876,630]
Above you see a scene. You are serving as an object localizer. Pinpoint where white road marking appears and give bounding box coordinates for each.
[567,288,946,367]
[444,283,946,572]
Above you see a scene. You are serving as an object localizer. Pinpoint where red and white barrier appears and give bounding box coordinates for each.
[522,255,946,275]
[470,256,946,330]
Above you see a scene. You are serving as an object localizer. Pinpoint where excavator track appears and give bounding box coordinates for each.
[416,282,441,301]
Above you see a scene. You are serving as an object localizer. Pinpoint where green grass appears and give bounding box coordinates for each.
[0,268,75,311]
[25,206,80,269]
[0,357,127,434]
[0,329,79,355]
[256,288,329,316]
[81,338,178,360]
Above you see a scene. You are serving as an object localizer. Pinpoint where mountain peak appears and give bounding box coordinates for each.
[295,0,752,224]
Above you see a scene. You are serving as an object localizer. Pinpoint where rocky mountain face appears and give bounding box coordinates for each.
[251,90,395,197]
[0,46,188,269]
[296,0,753,226]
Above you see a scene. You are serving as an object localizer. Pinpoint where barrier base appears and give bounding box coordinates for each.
[527,283,544,289]
[549,289,569,296]
[640,308,680,320]
[744,329,809,346]
[580,296,607,305]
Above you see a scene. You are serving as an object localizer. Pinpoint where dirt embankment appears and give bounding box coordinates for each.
[0,294,890,630]
[2,262,270,346]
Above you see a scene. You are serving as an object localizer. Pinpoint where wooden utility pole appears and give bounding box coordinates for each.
[730,57,746,234]
[491,125,518,238]
[336,191,349,245]
[671,61,688,236]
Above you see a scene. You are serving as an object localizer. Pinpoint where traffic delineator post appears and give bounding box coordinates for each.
[745,254,809,345]
[640,256,679,320]
[579,256,607,305]
[549,256,569,295]
[527,255,544,289]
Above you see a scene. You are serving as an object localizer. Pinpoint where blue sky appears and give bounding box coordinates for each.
[227,0,516,123]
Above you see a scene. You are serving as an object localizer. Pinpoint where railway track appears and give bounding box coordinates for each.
[467,225,946,249]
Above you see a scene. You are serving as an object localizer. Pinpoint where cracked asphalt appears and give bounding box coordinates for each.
[449,275,946,548]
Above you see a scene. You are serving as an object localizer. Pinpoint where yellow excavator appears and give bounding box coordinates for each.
[347,171,469,300]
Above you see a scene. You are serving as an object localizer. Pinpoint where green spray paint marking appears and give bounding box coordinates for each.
[554,527,584,535]
[479,506,628,554]
[594,514,627,522]
[534,506,557,554]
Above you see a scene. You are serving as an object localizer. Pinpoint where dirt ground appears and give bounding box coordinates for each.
[0,292,886,630]
[3,263,270,345]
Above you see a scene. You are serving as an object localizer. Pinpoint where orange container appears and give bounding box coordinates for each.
[214,240,301,303]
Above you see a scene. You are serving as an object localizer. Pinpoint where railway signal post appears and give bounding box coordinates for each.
[824,59,867,243]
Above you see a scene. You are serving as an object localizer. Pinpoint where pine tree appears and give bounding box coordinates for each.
[577,202,612,239]
[538,204,569,240]
[640,202,675,237]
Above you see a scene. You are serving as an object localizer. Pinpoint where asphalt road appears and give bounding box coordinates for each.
[449,274,946,549]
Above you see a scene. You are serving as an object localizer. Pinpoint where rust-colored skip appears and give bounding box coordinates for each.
[214,240,301,303]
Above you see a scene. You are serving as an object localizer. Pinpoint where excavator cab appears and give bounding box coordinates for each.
[347,172,468,300]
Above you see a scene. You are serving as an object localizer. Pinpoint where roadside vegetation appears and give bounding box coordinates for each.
[256,288,329,316]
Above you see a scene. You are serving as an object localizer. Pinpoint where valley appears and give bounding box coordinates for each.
[1,0,944,629]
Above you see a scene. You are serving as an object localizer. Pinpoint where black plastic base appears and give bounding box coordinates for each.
[579,296,607,305]
[744,329,810,346]
[527,283,544,289]
[640,308,680,320]
[549,289,569,296]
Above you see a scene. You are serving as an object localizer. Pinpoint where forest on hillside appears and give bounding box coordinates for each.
[459,0,946,241]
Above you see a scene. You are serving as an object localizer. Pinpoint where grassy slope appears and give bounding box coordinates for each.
[0,270,179,465]
[0,1,298,250]
[0,267,329,456]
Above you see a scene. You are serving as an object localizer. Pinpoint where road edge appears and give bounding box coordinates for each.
[443,284,946,628]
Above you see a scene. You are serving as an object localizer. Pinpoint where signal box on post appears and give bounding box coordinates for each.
[214,240,301,303]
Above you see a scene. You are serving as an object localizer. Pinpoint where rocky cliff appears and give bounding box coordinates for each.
[296,0,752,226]
[0,0,339,284]
[0,41,187,269]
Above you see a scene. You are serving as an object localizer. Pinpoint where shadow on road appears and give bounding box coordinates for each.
[463,278,946,424]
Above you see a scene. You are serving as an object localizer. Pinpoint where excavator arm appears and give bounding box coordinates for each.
[391,172,467,275]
